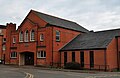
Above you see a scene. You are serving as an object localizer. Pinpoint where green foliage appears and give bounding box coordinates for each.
[64,62,80,70]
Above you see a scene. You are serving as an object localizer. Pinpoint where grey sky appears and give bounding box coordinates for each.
[0,0,120,31]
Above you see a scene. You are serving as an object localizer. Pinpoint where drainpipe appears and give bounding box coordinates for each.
[52,26,53,66]
[36,24,38,66]
[60,51,61,67]
[104,49,107,71]
[116,37,119,70]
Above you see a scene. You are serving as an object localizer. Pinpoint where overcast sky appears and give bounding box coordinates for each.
[0,0,120,31]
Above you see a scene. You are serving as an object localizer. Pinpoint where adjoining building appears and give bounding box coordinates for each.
[60,29,120,71]
[0,10,120,71]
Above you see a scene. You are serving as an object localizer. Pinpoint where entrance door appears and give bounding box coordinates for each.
[90,51,94,68]
[25,52,34,65]
[80,52,84,67]
[64,52,67,66]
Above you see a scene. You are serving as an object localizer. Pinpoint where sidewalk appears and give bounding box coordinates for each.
[5,65,101,74]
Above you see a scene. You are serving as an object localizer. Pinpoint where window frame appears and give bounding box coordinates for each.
[30,30,35,41]
[2,45,6,51]
[37,51,46,58]
[56,30,60,42]
[3,38,6,43]
[19,31,23,42]
[24,30,29,42]
[40,34,44,41]
[10,52,17,58]
[13,37,16,43]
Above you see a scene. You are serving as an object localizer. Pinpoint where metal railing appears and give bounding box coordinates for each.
[50,62,109,71]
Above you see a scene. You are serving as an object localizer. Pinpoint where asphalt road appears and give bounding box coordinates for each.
[0,65,120,78]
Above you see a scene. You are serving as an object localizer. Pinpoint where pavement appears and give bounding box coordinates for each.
[1,64,120,78]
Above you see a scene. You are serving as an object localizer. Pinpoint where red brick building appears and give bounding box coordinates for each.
[4,10,88,66]
[0,25,6,64]
[60,29,120,71]
[1,10,120,71]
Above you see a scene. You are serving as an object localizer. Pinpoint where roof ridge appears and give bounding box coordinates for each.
[32,10,78,24]
[95,28,120,33]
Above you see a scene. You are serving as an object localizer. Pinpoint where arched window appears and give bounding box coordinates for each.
[30,30,35,41]
[40,34,44,41]
[19,31,23,42]
[25,30,29,42]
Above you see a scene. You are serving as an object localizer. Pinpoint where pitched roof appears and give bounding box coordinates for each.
[0,25,6,29]
[32,10,89,33]
[60,28,120,51]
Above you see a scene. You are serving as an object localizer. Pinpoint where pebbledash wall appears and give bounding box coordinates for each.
[0,10,120,71]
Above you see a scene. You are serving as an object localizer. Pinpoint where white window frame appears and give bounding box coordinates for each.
[24,30,29,42]
[3,38,6,43]
[40,34,44,41]
[2,45,6,51]
[19,31,23,42]
[56,30,60,41]
[37,51,46,58]
[10,52,17,58]
[13,37,16,43]
[30,30,35,41]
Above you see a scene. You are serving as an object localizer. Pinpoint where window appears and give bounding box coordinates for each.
[2,45,6,51]
[40,34,44,41]
[19,31,23,42]
[25,30,29,42]
[56,30,60,41]
[13,37,16,43]
[3,38,6,42]
[10,52,17,58]
[30,30,35,41]
[72,52,75,62]
[37,51,46,58]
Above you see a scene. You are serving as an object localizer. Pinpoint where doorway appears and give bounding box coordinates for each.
[80,52,84,67]
[19,52,34,65]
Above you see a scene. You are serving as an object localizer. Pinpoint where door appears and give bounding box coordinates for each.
[90,51,94,68]
[80,52,84,67]
[64,52,67,66]
[25,52,34,65]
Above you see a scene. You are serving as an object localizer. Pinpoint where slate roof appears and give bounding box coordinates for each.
[33,10,89,33]
[0,25,6,29]
[60,29,120,51]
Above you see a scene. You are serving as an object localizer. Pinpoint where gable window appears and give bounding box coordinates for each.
[40,34,44,41]
[37,51,46,58]
[13,37,16,43]
[56,30,60,41]
[30,30,35,41]
[25,30,29,42]
[10,52,17,58]
[19,31,23,42]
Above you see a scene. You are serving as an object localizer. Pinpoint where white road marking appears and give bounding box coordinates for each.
[24,72,34,78]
